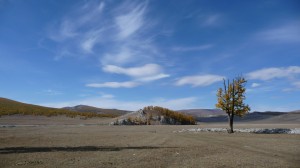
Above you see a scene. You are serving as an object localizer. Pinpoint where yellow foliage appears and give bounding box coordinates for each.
[0,98,117,118]
[216,76,250,117]
[143,106,196,125]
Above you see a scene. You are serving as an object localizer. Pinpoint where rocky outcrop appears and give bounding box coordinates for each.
[111,106,196,125]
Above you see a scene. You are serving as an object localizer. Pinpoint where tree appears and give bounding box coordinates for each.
[216,76,250,133]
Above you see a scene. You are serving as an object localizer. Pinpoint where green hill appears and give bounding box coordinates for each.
[0,98,118,118]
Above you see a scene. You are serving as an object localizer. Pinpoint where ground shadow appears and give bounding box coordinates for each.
[0,146,177,154]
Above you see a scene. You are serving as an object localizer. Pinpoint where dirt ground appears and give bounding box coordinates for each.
[0,116,299,168]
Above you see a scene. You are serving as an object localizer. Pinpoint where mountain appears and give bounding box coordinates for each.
[62,105,130,116]
[178,109,300,123]
[178,109,225,117]
[0,97,120,118]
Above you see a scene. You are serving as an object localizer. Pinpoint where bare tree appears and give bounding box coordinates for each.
[216,76,250,133]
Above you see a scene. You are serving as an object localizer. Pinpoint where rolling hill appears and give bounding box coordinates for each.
[0,98,122,118]
[178,109,300,123]
[62,105,130,116]
[1,97,299,123]
[178,109,225,117]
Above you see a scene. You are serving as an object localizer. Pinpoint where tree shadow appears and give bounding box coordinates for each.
[0,146,177,154]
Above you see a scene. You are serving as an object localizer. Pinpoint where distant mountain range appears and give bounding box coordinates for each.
[62,105,130,116]
[0,98,128,118]
[0,97,299,123]
[178,109,225,117]
[178,109,300,123]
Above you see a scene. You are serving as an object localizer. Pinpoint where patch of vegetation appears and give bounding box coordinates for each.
[114,106,196,125]
[143,106,196,125]
[0,98,118,118]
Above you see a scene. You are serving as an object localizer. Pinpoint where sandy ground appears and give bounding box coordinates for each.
[0,116,300,168]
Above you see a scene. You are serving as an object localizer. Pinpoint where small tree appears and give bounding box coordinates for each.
[216,76,250,133]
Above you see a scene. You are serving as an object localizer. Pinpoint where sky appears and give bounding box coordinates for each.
[0,0,300,111]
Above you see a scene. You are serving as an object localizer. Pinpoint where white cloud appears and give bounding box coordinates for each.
[86,81,140,88]
[257,22,300,43]
[137,74,170,82]
[48,1,106,56]
[172,44,213,52]
[176,75,225,87]
[103,64,161,77]
[50,1,105,41]
[81,37,97,53]
[101,47,137,65]
[41,96,198,111]
[246,66,300,80]
[87,64,169,89]
[80,28,105,53]
[251,83,261,88]
[48,1,161,67]
[115,3,146,40]
[103,64,169,82]
[78,1,105,25]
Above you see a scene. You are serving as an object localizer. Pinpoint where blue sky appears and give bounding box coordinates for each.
[0,0,300,111]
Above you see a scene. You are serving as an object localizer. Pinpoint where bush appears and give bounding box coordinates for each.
[143,106,196,125]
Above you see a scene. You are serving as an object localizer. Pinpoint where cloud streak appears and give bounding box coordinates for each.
[176,75,224,87]
[246,66,300,80]
[115,3,146,40]
[103,64,169,79]
[86,81,140,88]
[172,44,213,52]
[93,64,170,88]
[256,21,300,43]
[48,1,107,57]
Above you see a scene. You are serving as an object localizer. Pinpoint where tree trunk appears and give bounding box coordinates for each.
[228,114,234,133]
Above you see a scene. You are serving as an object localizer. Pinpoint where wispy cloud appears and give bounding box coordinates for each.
[115,2,146,40]
[48,1,106,57]
[138,74,170,82]
[172,44,213,52]
[176,75,224,87]
[80,28,105,53]
[256,21,300,43]
[86,81,140,88]
[50,1,105,42]
[101,47,135,65]
[93,64,169,88]
[246,66,300,80]
[103,64,169,79]
[48,1,162,67]
[101,1,158,66]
